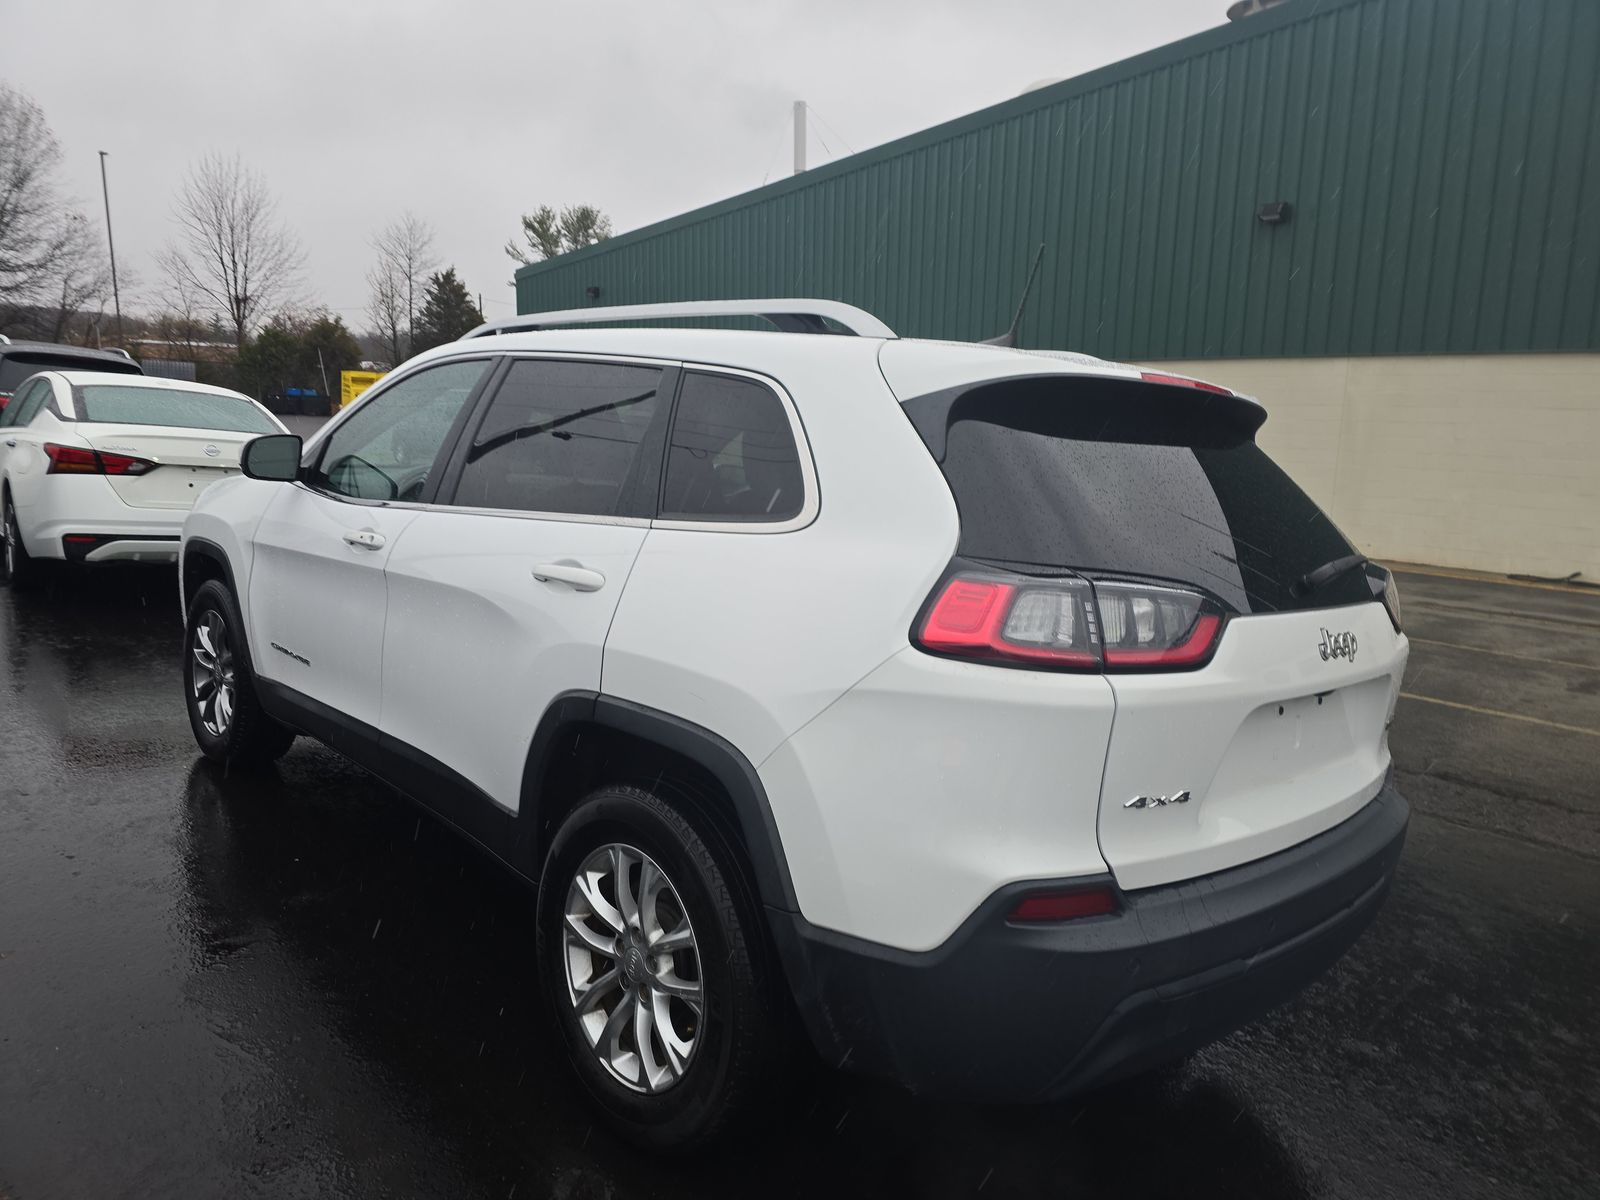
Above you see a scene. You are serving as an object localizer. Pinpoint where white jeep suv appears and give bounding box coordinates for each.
[179,300,1409,1148]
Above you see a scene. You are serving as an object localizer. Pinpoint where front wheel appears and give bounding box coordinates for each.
[537,785,783,1150]
[183,579,296,766]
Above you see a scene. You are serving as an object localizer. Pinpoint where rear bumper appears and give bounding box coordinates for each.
[63,533,181,563]
[21,476,188,561]
[769,778,1408,1101]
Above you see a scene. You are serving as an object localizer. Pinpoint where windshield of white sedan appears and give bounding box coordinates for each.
[76,385,280,434]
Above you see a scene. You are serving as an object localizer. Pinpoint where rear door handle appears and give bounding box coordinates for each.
[342,530,386,551]
[533,562,605,592]
[3,439,15,448]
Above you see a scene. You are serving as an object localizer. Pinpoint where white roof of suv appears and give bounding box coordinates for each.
[441,298,1246,408]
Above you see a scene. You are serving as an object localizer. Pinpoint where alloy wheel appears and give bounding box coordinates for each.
[191,610,236,736]
[562,843,704,1094]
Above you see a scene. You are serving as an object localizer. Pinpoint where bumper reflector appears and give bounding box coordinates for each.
[1008,886,1119,922]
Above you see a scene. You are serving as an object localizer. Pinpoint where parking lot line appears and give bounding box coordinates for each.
[1405,636,1600,672]
[1399,691,1600,738]
[1393,564,1599,596]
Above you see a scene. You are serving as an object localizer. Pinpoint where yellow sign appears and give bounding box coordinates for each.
[340,370,386,408]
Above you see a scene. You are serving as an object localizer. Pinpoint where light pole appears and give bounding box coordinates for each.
[97,151,124,347]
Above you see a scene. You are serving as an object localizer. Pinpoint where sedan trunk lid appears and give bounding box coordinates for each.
[82,426,252,509]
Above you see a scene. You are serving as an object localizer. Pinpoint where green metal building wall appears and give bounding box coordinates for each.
[514,0,1600,361]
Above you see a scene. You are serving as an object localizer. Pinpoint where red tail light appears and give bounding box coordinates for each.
[918,575,1099,667]
[1139,370,1234,396]
[1009,886,1119,922]
[1093,581,1225,668]
[915,569,1226,672]
[45,443,157,477]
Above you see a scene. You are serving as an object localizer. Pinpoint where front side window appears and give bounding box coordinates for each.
[76,385,280,434]
[313,359,488,502]
[659,372,803,522]
[452,358,663,516]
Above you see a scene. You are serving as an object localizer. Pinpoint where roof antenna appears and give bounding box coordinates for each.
[983,243,1046,348]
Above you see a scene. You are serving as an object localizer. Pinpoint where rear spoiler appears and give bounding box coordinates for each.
[901,372,1269,461]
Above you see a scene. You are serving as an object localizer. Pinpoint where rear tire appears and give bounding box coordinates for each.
[537,784,782,1150]
[184,579,296,766]
[1,490,40,590]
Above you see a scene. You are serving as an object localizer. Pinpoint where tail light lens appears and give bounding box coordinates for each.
[1139,370,1234,396]
[918,575,1099,667]
[916,568,1226,672]
[1094,581,1224,668]
[45,443,157,476]
[1380,571,1403,632]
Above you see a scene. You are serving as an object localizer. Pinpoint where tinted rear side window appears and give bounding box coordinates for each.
[3,380,51,427]
[454,359,663,517]
[906,377,1368,614]
[660,372,803,522]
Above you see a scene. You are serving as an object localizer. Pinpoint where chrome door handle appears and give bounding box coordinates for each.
[342,530,386,550]
[533,562,605,592]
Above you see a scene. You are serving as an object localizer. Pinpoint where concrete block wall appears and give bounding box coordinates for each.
[1144,355,1600,582]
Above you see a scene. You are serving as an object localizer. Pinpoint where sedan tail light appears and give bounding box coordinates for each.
[45,443,158,477]
[915,566,1226,673]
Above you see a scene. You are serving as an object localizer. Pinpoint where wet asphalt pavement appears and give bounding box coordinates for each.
[1,566,1597,1200]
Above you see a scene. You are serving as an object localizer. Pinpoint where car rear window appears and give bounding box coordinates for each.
[0,353,138,393]
[76,385,280,435]
[904,376,1373,615]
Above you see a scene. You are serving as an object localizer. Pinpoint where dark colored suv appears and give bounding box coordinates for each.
[0,338,142,412]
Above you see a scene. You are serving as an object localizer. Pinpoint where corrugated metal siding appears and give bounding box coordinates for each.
[515,0,1600,360]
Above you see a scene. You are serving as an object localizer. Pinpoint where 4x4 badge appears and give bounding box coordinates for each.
[1124,790,1191,810]
[1319,628,1357,662]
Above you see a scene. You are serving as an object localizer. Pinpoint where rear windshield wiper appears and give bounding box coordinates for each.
[1291,553,1369,598]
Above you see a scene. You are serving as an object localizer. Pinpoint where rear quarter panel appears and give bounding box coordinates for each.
[601,345,973,940]
[602,343,958,767]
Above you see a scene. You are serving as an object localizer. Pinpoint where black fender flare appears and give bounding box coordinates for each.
[519,692,800,913]
[181,537,242,611]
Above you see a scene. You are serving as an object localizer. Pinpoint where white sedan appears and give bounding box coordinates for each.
[1,371,287,586]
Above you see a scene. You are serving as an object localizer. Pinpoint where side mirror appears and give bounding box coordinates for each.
[240,434,303,482]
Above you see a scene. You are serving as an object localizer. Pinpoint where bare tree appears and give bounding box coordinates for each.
[45,213,113,343]
[366,261,404,366]
[0,85,79,326]
[504,203,613,265]
[151,263,220,361]
[366,213,435,365]
[159,153,303,347]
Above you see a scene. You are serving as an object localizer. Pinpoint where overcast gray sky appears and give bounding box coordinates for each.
[4,0,1222,329]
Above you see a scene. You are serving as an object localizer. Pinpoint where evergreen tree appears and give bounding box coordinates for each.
[411,268,484,352]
